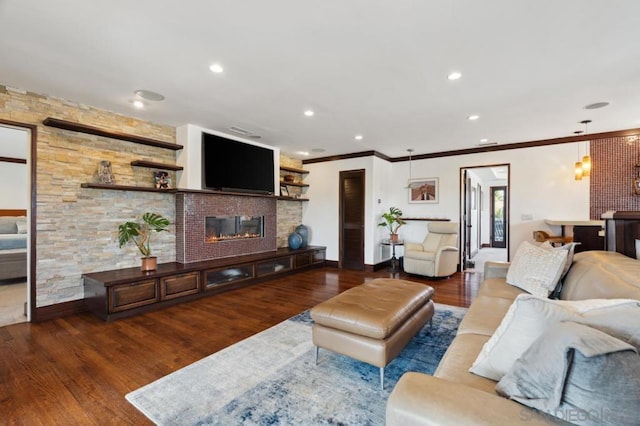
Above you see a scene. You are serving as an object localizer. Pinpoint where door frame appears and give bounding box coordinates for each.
[459,164,510,269]
[0,119,37,322]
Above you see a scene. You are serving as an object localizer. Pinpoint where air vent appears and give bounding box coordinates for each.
[477,142,498,147]
[229,126,252,135]
[228,126,262,140]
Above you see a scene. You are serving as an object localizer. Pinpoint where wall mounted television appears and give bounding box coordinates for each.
[202,132,275,195]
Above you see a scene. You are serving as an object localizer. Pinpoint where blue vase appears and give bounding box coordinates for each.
[295,224,308,248]
[288,232,303,250]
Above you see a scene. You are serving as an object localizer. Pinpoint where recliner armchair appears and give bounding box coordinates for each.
[403,222,459,278]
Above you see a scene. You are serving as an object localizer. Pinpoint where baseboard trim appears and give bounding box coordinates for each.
[34,299,87,322]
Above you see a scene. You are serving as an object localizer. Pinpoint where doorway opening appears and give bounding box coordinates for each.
[460,165,509,273]
[0,123,32,327]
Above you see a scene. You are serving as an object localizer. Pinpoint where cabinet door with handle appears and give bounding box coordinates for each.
[109,279,158,312]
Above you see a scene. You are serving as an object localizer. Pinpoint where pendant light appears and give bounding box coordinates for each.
[405,149,417,188]
[580,120,592,177]
[574,130,583,181]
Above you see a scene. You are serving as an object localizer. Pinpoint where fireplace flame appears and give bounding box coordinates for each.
[205,232,262,243]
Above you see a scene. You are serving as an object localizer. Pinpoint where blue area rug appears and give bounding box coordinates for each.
[126,303,467,425]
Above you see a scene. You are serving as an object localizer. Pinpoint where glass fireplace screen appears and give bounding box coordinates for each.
[205,215,264,243]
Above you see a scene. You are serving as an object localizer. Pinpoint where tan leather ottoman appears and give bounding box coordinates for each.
[310,278,435,389]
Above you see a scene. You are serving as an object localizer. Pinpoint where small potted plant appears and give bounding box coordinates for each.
[378,207,405,242]
[118,212,170,271]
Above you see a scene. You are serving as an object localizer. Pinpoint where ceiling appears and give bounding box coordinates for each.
[1,1,639,159]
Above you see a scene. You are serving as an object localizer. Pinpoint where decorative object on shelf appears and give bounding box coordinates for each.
[634,164,640,195]
[295,224,309,248]
[117,212,170,271]
[154,171,171,189]
[280,184,289,197]
[408,177,439,203]
[97,160,115,184]
[378,207,405,243]
[288,232,303,250]
[283,174,295,183]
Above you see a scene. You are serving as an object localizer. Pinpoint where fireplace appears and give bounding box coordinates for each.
[176,191,277,263]
[205,215,264,243]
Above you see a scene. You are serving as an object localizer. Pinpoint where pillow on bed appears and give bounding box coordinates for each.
[16,217,27,234]
[0,217,18,234]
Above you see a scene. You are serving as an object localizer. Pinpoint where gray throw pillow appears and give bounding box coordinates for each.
[0,216,18,234]
[496,321,640,426]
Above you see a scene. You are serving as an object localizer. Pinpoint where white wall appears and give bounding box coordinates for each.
[0,126,28,209]
[304,142,589,264]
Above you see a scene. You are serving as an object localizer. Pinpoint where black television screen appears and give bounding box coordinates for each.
[202,132,275,194]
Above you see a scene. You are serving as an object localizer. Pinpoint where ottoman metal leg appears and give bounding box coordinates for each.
[380,367,385,390]
[314,346,319,365]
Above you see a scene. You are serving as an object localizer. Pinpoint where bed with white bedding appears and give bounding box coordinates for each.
[0,210,27,281]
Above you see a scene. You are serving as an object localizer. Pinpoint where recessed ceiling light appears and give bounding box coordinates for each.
[447,72,462,80]
[467,115,479,121]
[584,101,610,110]
[480,138,488,143]
[304,110,314,117]
[133,100,144,109]
[354,134,363,140]
[209,64,224,73]
[134,89,164,101]
[296,151,310,156]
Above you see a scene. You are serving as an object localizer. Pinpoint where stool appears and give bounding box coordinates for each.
[310,278,435,389]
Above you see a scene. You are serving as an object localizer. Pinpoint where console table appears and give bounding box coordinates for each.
[83,246,326,321]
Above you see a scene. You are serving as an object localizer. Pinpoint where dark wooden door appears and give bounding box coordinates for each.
[339,169,365,270]
[490,186,507,248]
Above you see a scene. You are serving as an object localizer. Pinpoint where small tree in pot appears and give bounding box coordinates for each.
[378,207,405,242]
[118,212,170,271]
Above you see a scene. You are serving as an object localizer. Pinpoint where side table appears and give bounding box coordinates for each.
[381,240,404,272]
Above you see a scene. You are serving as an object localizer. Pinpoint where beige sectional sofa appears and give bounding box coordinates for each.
[387,250,640,425]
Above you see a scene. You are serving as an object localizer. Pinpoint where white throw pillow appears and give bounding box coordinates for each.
[469,294,640,381]
[539,240,579,280]
[16,217,27,234]
[505,241,567,297]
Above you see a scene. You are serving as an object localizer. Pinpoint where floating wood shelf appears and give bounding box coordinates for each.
[0,156,27,164]
[43,118,183,150]
[280,166,309,174]
[280,181,309,188]
[130,160,184,171]
[401,217,451,222]
[81,183,177,193]
[276,196,309,202]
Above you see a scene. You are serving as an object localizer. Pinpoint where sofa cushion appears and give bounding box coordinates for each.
[506,241,567,297]
[433,333,497,394]
[477,277,527,300]
[496,322,640,426]
[561,251,640,300]
[457,295,515,336]
[469,295,640,381]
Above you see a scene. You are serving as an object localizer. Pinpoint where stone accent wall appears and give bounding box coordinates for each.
[590,135,640,219]
[0,85,176,307]
[277,155,306,247]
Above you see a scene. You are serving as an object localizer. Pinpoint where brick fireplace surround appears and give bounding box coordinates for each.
[175,191,277,263]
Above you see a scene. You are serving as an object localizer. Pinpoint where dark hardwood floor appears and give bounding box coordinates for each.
[0,267,481,425]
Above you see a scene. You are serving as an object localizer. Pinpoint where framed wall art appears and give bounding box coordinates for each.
[408,178,439,203]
